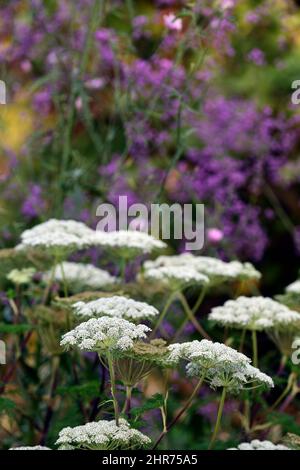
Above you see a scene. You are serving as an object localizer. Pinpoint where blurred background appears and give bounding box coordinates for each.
[1,0,300,294]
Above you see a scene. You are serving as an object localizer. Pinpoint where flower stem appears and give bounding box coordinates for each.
[60,262,69,298]
[252,330,258,368]
[123,385,132,419]
[106,353,120,426]
[208,387,227,450]
[150,292,176,338]
[239,328,246,352]
[177,292,211,340]
[152,375,205,450]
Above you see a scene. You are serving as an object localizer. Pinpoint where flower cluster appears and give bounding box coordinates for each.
[60,316,150,353]
[43,262,118,292]
[209,296,300,331]
[92,230,166,258]
[7,268,36,285]
[228,440,290,450]
[142,266,209,291]
[144,254,261,283]
[285,280,300,294]
[72,296,159,322]
[9,446,51,450]
[167,340,273,393]
[18,219,95,256]
[56,419,151,450]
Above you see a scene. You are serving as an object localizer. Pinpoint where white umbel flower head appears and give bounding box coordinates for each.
[286,280,300,294]
[167,340,273,393]
[142,266,209,291]
[60,316,151,353]
[228,440,290,450]
[144,254,261,284]
[91,230,167,258]
[56,419,151,450]
[9,446,51,450]
[72,296,159,322]
[43,262,118,292]
[209,296,300,331]
[7,268,36,285]
[18,219,95,257]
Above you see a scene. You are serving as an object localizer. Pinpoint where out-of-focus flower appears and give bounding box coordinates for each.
[228,440,290,450]
[286,280,300,294]
[163,13,183,31]
[91,230,167,259]
[142,266,209,291]
[72,296,159,322]
[247,48,265,66]
[9,446,51,450]
[209,296,300,331]
[7,268,36,285]
[43,262,118,292]
[207,228,224,244]
[17,219,95,257]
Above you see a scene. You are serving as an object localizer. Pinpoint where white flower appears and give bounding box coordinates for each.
[72,296,159,322]
[209,296,300,331]
[286,280,300,294]
[163,13,183,31]
[43,262,118,292]
[144,255,261,283]
[167,340,273,393]
[7,268,36,285]
[142,266,209,291]
[56,419,151,450]
[9,446,51,450]
[228,440,290,450]
[60,316,151,353]
[18,219,95,255]
[91,230,166,258]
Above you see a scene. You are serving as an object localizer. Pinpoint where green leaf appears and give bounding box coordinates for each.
[0,397,16,417]
[0,323,33,334]
[56,381,100,400]
[131,393,164,418]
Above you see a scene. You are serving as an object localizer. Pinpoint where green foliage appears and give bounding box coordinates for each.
[131,393,165,419]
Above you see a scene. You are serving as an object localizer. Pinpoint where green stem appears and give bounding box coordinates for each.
[42,262,57,304]
[119,257,127,282]
[177,292,211,340]
[60,262,69,298]
[106,353,120,426]
[150,292,176,338]
[124,386,132,419]
[252,330,258,368]
[239,329,246,352]
[153,375,205,450]
[209,387,227,450]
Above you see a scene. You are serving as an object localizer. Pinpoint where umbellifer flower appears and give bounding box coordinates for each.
[17,219,95,257]
[60,316,151,354]
[7,267,36,285]
[144,254,261,284]
[72,295,159,322]
[142,266,209,291]
[167,340,273,393]
[115,339,169,386]
[43,262,118,292]
[285,280,300,294]
[91,230,166,259]
[9,446,51,450]
[228,439,290,450]
[209,296,300,331]
[56,419,151,450]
